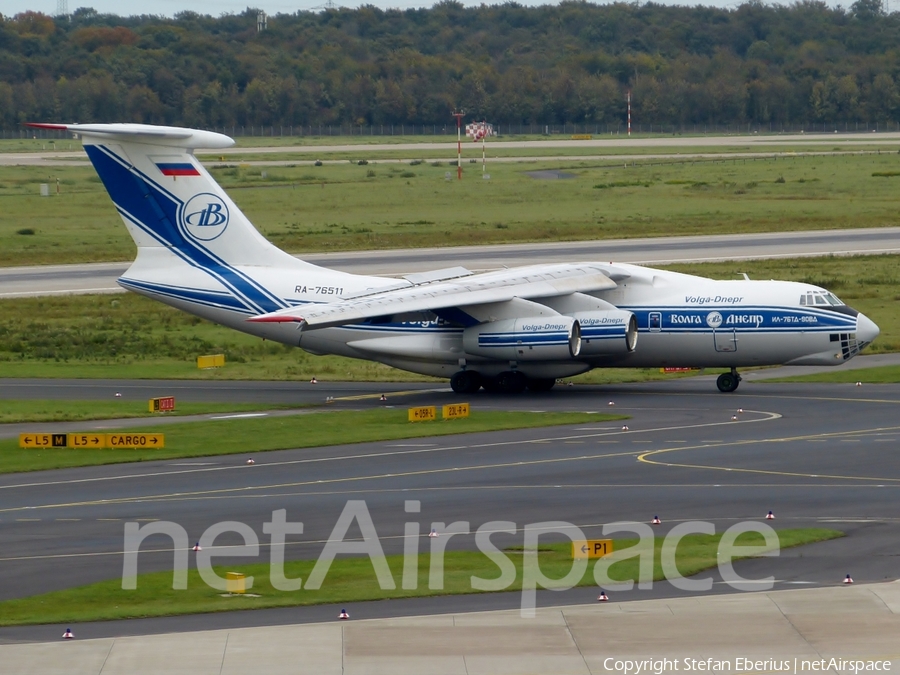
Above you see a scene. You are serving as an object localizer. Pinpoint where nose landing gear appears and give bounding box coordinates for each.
[716,368,742,393]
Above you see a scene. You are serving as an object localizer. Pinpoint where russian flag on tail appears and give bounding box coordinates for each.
[156,162,200,177]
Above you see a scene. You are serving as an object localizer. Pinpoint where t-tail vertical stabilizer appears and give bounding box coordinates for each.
[28,123,333,319]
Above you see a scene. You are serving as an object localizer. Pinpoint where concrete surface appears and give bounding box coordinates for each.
[2,582,898,674]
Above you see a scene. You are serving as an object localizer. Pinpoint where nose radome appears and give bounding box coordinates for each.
[857,313,880,347]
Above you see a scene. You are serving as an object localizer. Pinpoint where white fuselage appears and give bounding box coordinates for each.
[122,256,875,381]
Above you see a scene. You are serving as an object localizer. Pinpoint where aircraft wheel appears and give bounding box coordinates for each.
[526,378,556,392]
[481,376,502,394]
[496,371,528,394]
[716,372,740,393]
[450,370,481,394]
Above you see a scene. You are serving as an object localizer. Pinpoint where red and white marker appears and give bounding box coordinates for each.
[380,394,387,402]
[428,529,438,538]
[765,511,775,520]
[856,382,862,387]
[844,574,854,585]
[246,458,255,465]
[731,415,738,421]
[339,609,350,620]
[310,377,317,384]
[62,628,74,639]
[622,425,629,431]
[114,392,122,398]
[597,590,609,602]
[192,542,202,552]
[608,401,615,407]
[652,516,661,525]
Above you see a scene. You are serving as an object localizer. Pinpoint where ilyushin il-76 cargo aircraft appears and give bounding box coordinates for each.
[30,122,880,394]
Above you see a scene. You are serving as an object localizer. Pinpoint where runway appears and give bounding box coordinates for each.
[1,378,899,642]
[3,227,900,297]
[6,130,900,169]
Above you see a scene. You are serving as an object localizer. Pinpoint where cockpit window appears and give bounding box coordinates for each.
[800,290,845,307]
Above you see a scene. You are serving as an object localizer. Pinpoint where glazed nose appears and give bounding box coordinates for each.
[856,313,880,347]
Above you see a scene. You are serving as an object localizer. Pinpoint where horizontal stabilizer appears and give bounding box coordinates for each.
[25,123,234,150]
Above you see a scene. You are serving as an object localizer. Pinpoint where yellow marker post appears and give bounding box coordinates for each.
[408,406,437,422]
[442,403,470,420]
[572,539,614,559]
[226,571,246,594]
[67,433,105,449]
[106,433,165,448]
[197,354,225,369]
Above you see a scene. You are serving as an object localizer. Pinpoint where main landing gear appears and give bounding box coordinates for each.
[716,368,742,393]
[450,370,482,394]
[449,370,557,395]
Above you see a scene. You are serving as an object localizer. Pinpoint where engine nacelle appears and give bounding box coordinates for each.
[573,310,638,355]
[463,316,581,361]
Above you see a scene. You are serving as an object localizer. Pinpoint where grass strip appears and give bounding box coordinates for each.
[5,152,900,267]
[0,409,625,474]
[0,529,841,626]
[765,365,900,384]
[0,400,304,424]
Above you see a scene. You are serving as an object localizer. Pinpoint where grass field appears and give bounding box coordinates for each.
[0,529,840,626]
[0,400,304,424]
[3,150,900,266]
[198,145,897,163]
[0,254,894,384]
[0,409,621,474]
[771,365,900,383]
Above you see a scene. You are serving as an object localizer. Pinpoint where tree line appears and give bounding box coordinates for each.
[2,0,900,131]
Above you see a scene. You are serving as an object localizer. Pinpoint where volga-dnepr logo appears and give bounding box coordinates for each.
[706,311,723,329]
[182,193,229,241]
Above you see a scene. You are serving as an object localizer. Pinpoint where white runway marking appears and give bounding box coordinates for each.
[209,413,269,419]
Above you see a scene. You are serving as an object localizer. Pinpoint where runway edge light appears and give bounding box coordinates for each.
[62,628,74,639]
[598,590,609,602]
[652,515,661,525]
[339,609,350,620]
[844,574,854,584]
[766,510,775,520]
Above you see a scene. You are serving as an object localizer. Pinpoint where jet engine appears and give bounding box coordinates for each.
[463,316,581,361]
[572,310,638,355]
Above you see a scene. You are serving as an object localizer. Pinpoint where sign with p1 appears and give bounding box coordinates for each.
[572,539,614,559]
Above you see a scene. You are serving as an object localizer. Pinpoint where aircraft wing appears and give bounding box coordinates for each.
[248,263,618,329]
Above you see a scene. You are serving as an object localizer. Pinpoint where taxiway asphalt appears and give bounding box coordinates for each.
[3,228,900,298]
[1,378,899,642]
